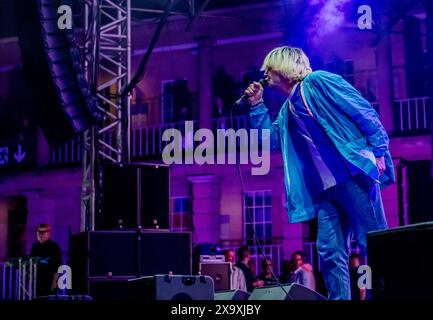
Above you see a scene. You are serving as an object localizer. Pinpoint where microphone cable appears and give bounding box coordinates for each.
[230,87,288,296]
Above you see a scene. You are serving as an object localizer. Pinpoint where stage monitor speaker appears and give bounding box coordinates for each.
[367,222,433,300]
[214,290,250,300]
[15,0,99,146]
[128,275,214,300]
[70,231,191,295]
[249,284,327,300]
[199,262,231,292]
[99,163,169,230]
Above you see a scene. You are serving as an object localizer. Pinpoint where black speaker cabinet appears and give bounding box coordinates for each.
[70,230,192,296]
[88,278,131,301]
[367,222,433,300]
[15,0,99,146]
[249,284,327,300]
[127,275,214,300]
[99,163,169,230]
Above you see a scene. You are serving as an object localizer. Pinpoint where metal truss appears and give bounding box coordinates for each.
[81,0,131,231]
[17,258,37,300]
[79,0,205,231]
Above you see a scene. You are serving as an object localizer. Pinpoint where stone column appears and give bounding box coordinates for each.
[187,174,220,244]
[196,37,213,130]
[0,197,8,259]
[381,159,403,228]
[279,173,304,259]
[376,9,395,131]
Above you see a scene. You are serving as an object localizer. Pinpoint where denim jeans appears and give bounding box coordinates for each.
[316,173,388,300]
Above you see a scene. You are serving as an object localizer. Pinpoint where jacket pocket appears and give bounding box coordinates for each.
[344,137,376,164]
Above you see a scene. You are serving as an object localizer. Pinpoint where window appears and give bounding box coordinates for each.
[161,79,191,123]
[170,196,191,231]
[162,80,175,123]
[248,244,279,275]
[244,190,272,245]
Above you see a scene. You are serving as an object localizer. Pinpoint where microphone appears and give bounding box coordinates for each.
[234,78,268,106]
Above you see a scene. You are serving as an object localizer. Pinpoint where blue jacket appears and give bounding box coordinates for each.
[250,70,395,223]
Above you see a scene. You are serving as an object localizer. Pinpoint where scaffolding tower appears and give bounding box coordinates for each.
[81,0,131,231]
[80,0,204,231]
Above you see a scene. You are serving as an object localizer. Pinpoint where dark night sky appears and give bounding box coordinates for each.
[0,0,17,38]
[0,0,281,39]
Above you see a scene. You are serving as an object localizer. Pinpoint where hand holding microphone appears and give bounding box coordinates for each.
[235,79,268,107]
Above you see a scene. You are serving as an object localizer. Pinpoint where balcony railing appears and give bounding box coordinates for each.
[48,97,432,166]
[132,120,197,160]
[50,131,119,166]
[131,115,254,160]
[51,136,81,165]
[48,114,257,165]
[393,97,431,136]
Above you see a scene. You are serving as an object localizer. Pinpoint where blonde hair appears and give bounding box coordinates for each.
[261,46,312,82]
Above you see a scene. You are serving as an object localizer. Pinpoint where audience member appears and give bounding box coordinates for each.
[349,252,366,300]
[224,249,247,291]
[30,223,62,297]
[235,246,264,292]
[258,258,278,286]
[290,250,316,291]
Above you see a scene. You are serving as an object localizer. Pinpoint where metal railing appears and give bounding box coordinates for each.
[394,97,431,135]
[50,131,117,165]
[47,97,431,165]
[1,262,17,300]
[131,120,198,159]
[0,258,38,300]
[49,110,279,165]
[51,136,82,165]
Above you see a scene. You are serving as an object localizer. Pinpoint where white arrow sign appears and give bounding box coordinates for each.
[14,144,26,163]
[0,146,8,165]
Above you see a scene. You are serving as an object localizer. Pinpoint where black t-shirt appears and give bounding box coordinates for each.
[30,239,62,274]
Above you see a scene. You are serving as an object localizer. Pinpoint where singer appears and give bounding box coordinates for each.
[245,46,395,300]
